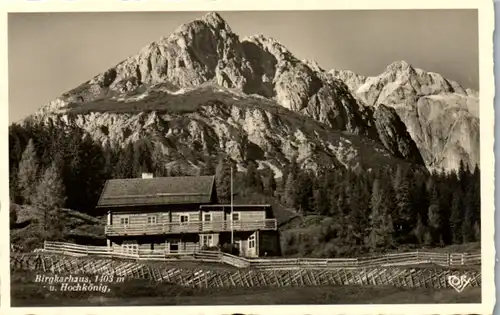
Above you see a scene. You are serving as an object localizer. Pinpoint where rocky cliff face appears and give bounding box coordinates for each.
[34,85,416,177]
[29,12,478,173]
[331,61,479,170]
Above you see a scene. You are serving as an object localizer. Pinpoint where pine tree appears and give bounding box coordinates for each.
[101,142,116,179]
[464,164,481,242]
[324,170,341,216]
[423,228,433,246]
[280,168,289,192]
[60,128,83,210]
[9,166,20,204]
[392,164,406,189]
[394,171,415,243]
[262,170,277,196]
[428,204,443,245]
[133,139,154,175]
[130,142,142,177]
[425,179,443,245]
[9,123,28,171]
[289,155,299,178]
[474,165,481,238]
[450,192,463,244]
[438,170,457,245]
[473,221,481,241]
[312,175,329,215]
[296,172,313,214]
[32,162,66,236]
[335,185,348,217]
[245,161,263,192]
[413,180,430,225]
[114,144,134,178]
[369,179,383,217]
[77,136,109,214]
[458,159,468,191]
[367,179,395,251]
[413,215,426,246]
[462,183,477,242]
[215,156,233,203]
[284,171,298,209]
[383,176,398,220]
[151,142,167,177]
[10,203,18,227]
[17,139,40,204]
[347,174,370,246]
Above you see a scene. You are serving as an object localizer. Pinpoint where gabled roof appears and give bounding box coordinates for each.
[96,175,215,208]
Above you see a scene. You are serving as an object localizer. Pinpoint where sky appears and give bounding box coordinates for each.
[8,9,478,124]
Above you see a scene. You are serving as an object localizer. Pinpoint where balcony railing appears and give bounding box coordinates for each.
[105,219,278,236]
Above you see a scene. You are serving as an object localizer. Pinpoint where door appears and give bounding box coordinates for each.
[235,240,242,256]
[202,212,212,232]
[179,215,189,232]
[169,240,179,253]
[201,234,213,248]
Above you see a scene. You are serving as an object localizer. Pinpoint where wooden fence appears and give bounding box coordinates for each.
[10,253,481,290]
[35,241,481,269]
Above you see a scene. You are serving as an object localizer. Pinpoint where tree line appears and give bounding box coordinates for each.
[9,121,273,214]
[276,159,480,257]
[9,121,480,256]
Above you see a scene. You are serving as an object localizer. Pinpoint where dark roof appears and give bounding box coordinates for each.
[96,176,215,208]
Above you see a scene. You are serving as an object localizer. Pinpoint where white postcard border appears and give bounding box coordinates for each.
[0,0,495,314]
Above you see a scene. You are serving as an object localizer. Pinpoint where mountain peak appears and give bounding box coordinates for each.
[385,60,414,73]
[201,12,231,31]
[243,34,294,61]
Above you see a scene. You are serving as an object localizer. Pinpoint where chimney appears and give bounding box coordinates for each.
[142,172,154,179]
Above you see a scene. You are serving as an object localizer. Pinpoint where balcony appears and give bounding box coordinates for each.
[105,219,278,236]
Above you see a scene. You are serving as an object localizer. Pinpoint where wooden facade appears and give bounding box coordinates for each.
[96,174,280,258]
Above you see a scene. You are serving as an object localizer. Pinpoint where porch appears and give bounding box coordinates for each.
[105,219,277,236]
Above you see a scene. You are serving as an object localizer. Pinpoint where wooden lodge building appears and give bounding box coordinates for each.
[96,173,280,258]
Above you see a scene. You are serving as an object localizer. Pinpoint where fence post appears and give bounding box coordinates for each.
[447,253,451,266]
[461,253,465,265]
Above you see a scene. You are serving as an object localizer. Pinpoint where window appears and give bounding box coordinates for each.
[203,213,212,222]
[249,234,256,249]
[180,215,189,223]
[202,235,213,247]
[232,212,240,221]
[120,217,129,225]
[147,216,157,224]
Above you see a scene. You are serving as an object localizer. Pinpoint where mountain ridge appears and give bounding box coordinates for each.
[27,12,478,172]
[329,60,479,170]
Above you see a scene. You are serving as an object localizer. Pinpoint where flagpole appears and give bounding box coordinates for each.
[230,165,234,245]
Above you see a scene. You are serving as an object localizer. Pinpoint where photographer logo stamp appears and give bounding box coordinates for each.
[447,275,471,293]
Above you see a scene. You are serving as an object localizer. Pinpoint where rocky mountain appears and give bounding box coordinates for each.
[33,84,417,177]
[25,12,478,176]
[330,61,479,171]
